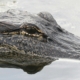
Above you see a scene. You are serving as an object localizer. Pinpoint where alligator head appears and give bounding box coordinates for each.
[0,9,80,74]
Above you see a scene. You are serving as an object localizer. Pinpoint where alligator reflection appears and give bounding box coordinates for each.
[21,62,51,74]
[0,55,57,74]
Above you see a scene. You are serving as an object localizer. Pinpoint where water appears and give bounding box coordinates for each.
[0,0,80,80]
[0,0,17,12]
[0,59,80,80]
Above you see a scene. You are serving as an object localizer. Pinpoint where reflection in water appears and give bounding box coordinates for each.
[0,59,80,80]
[0,53,57,74]
[21,63,50,74]
[0,61,53,74]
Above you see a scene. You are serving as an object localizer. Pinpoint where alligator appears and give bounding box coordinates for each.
[0,9,80,74]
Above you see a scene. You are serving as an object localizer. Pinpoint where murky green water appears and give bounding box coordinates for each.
[0,0,80,80]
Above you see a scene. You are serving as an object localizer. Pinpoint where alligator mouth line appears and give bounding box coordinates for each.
[1,24,48,42]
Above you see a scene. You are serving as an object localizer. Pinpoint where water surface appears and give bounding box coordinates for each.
[0,59,80,80]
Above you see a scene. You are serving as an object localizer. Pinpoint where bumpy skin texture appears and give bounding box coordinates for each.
[0,9,80,74]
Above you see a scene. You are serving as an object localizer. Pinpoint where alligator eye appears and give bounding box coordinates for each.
[25,26,39,34]
[2,23,49,42]
[20,25,43,38]
[21,24,49,42]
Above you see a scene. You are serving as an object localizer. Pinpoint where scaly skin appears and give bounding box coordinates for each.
[0,9,80,74]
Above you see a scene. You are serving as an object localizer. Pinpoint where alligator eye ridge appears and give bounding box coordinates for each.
[1,24,48,42]
[21,25,48,42]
